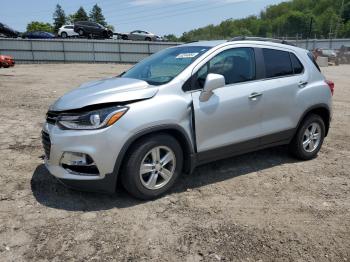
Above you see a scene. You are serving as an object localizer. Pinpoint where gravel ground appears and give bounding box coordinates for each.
[0,64,349,262]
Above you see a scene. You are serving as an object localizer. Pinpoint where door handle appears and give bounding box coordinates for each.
[298,81,308,88]
[249,92,263,100]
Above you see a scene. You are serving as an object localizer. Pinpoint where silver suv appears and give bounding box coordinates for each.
[42,38,334,199]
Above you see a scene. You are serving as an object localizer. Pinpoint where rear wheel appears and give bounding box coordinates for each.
[289,114,325,160]
[121,134,183,200]
[122,35,128,40]
[61,32,68,38]
[145,37,151,41]
[78,29,84,36]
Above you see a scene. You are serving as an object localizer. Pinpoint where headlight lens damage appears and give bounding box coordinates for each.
[57,106,128,130]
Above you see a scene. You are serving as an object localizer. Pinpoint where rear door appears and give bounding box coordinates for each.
[190,47,264,159]
[92,23,103,35]
[258,48,308,142]
[134,31,143,40]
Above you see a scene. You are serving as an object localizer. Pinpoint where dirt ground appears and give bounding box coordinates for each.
[0,63,349,261]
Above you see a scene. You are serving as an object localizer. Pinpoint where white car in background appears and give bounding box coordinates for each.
[58,25,79,38]
[120,30,163,41]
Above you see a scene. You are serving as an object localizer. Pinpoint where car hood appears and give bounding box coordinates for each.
[50,77,158,111]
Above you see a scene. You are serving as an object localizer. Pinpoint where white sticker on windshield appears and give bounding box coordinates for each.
[176,53,199,59]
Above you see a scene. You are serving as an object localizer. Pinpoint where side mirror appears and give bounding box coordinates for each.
[199,73,225,102]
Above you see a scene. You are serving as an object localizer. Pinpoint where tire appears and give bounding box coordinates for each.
[78,29,84,36]
[121,134,183,200]
[103,31,112,39]
[61,32,68,38]
[145,37,151,41]
[289,114,325,160]
[121,35,128,40]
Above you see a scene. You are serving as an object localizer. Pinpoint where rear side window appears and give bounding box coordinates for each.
[263,49,293,78]
[290,53,304,74]
[65,26,73,29]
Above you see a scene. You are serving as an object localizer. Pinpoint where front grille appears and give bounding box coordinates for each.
[41,131,51,159]
[46,111,59,125]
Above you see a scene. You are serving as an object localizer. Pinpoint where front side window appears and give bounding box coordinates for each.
[122,46,211,86]
[193,47,256,90]
[263,48,293,78]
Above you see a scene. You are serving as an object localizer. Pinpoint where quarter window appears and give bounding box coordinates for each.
[307,51,321,72]
[290,53,304,74]
[263,49,293,78]
[194,47,256,90]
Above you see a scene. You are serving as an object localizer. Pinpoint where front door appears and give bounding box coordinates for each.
[191,47,264,161]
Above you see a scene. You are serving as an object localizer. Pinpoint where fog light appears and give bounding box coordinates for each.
[60,152,99,176]
[60,152,92,166]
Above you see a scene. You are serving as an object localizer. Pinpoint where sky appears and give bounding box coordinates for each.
[0,0,284,36]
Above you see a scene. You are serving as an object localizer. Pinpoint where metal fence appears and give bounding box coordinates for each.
[1,38,349,64]
[294,38,350,50]
[0,38,181,63]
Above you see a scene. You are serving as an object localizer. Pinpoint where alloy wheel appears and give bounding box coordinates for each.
[139,146,176,190]
[302,122,321,153]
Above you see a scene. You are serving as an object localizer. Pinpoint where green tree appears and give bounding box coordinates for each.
[163,34,178,42]
[172,0,350,41]
[342,2,350,22]
[106,24,115,32]
[89,4,107,26]
[66,14,76,24]
[53,4,66,32]
[280,11,314,38]
[74,6,89,22]
[26,21,54,32]
[315,8,340,38]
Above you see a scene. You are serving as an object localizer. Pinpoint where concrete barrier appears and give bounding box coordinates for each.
[0,38,181,63]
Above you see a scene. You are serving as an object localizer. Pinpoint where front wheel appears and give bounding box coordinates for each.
[121,134,183,200]
[289,114,325,160]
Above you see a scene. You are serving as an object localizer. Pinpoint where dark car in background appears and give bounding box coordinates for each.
[74,21,113,39]
[0,23,19,38]
[22,31,55,39]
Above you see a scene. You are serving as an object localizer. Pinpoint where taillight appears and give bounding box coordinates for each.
[326,80,334,96]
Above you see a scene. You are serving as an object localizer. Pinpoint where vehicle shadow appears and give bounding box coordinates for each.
[31,145,298,211]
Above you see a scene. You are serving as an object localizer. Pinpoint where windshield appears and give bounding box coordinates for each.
[121,46,211,85]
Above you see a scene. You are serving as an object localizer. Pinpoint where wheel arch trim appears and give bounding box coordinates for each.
[295,103,331,137]
[111,124,196,191]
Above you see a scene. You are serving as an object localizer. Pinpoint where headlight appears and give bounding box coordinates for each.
[57,106,128,130]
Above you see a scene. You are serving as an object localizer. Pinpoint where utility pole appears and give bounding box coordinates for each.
[329,20,333,39]
[308,17,314,39]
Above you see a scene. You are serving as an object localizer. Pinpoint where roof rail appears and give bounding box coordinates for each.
[229,36,296,46]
